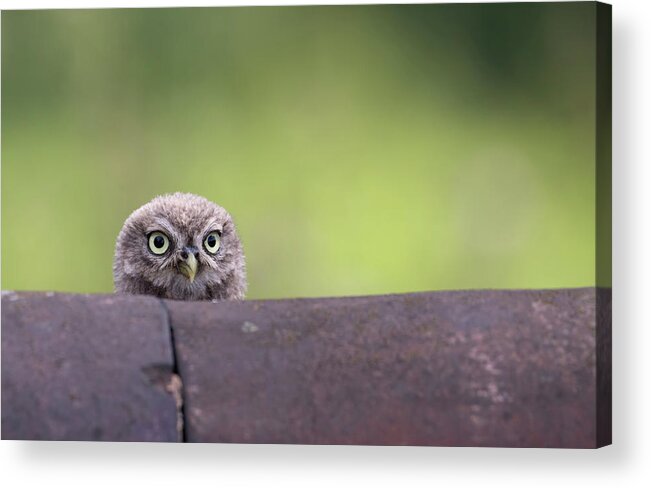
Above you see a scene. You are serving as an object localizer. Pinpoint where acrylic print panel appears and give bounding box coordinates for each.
[1,2,611,447]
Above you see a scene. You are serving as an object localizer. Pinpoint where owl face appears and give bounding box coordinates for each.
[114,193,246,300]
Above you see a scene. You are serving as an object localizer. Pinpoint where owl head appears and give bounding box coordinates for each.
[113,193,246,300]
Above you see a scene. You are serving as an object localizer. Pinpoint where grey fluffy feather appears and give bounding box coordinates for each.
[113,193,246,300]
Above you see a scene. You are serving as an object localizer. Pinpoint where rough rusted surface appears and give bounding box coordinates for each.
[596,287,612,447]
[1,292,179,441]
[2,288,610,447]
[169,288,607,447]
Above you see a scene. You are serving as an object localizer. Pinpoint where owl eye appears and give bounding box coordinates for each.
[204,231,221,254]
[148,232,170,255]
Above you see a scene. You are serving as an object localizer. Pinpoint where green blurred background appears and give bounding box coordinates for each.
[2,3,599,299]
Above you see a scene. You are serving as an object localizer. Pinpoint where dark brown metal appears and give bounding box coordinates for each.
[1,291,180,441]
[1,288,610,446]
[168,288,611,448]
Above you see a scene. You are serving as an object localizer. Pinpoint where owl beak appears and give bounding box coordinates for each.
[178,253,198,283]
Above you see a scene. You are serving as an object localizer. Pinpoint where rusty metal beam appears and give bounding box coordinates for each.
[2,288,611,447]
[1,292,180,442]
[168,288,611,448]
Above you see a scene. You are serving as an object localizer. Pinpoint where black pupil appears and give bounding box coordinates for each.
[207,235,217,247]
[153,235,165,249]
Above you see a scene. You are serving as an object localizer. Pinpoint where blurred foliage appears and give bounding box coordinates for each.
[2,3,599,299]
